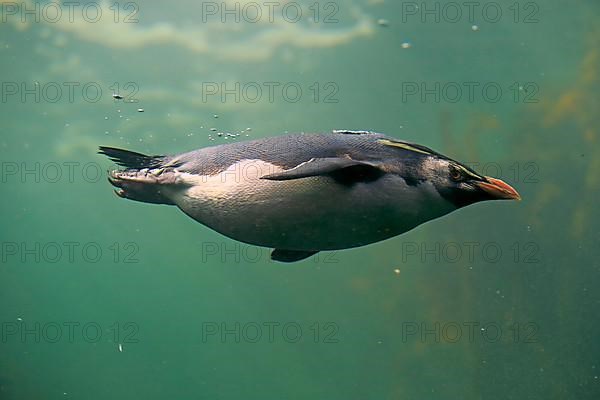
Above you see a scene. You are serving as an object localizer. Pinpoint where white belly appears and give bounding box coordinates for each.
[169,160,454,251]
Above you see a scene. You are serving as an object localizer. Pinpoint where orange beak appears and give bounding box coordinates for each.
[476,177,521,201]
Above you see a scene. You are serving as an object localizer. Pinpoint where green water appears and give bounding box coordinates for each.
[1,0,599,399]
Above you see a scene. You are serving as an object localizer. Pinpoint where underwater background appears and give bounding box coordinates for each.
[1,0,599,399]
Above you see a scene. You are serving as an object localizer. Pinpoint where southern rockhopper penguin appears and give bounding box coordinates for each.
[99,130,520,262]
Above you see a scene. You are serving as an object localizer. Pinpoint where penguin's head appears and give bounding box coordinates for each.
[378,138,521,209]
[423,157,521,208]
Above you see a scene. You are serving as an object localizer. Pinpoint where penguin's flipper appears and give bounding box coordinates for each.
[261,157,384,183]
[271,249,319,263]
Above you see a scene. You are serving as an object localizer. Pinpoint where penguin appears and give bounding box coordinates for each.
[99,130,520,262]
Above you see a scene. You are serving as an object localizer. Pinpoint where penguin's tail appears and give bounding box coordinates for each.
[99,146,176,205]
[98,146,165,170]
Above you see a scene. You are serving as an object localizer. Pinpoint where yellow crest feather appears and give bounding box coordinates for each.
[378,139,432,155]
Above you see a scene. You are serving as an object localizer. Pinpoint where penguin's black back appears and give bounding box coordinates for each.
[170,131,434,175]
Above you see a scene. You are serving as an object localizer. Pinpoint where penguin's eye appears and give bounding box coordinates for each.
[449,166,463,181]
